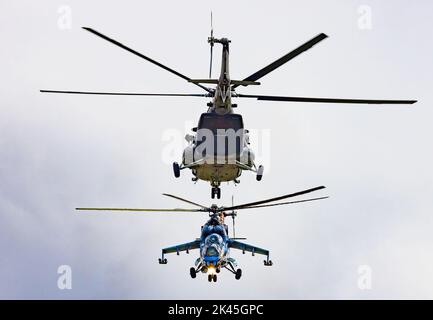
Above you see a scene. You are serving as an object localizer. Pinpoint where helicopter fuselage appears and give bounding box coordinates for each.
[158,214,273,282]
[196,217,231,274]
[174,38,264,198]
[181,112,257,192]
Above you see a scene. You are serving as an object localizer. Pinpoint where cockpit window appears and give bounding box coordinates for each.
[207,234,222,244]
[203,233,224,258]
[205,234,223,245]
[206,247,219,257]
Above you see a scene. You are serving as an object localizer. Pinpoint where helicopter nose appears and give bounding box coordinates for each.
[204,256,220,265]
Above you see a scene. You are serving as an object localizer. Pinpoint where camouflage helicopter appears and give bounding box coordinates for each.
[41,22,416,199]
[76,186,328,282]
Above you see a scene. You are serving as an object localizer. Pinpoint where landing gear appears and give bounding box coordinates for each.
[158,258,167,264]
[173,162,180,178]
[256,165,264,181]
[235,268,242,280]
[211,187,221,199]
[207,274,218,282]
[211,181,221,199]
[264,260,273,266]
[190,267,196,279]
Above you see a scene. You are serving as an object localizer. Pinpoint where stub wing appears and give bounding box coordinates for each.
[228,240,269,257]
[162,240,201,255]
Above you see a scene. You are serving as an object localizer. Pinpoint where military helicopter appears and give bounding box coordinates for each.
[76,185,328,282]
[41,22,417,199]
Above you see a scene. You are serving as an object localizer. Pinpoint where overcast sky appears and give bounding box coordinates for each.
[1,0,432,299]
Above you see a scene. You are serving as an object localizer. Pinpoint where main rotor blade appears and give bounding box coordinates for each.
[220,186,326,211]
[209,11,214,78]
[209,45,213,79]
[82,27,211,93]
[162,193,209,210]
[40,90,208,97]
[232,33,328,89]
[75,207,203,213]
[235,196,329,210]
[237,94,417,104]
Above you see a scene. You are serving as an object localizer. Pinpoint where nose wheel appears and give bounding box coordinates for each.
[208,274,218,282]
[211,187,221,199]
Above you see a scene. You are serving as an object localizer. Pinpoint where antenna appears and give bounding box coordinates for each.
[208,11,214,78]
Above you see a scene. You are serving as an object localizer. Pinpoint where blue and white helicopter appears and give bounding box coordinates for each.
[76,186,328,282]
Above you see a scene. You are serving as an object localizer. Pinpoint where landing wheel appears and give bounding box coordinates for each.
[264,260,273,266]
[173,162,180,178]
[208,274,212,282]
[213,274,217,282]
[256,165,264,181]
[211,187,221,199]
[190,267,196,279]
[235,268,242,280]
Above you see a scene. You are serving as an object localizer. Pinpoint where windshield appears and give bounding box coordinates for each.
[202,233,224,257]
[205,234,223,246]
[206,247,219,257]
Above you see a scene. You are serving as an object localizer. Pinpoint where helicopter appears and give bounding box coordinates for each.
[76,185,328,282]
[41,23,417,199]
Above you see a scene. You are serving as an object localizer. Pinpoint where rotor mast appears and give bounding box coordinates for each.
[208,36,233,114]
